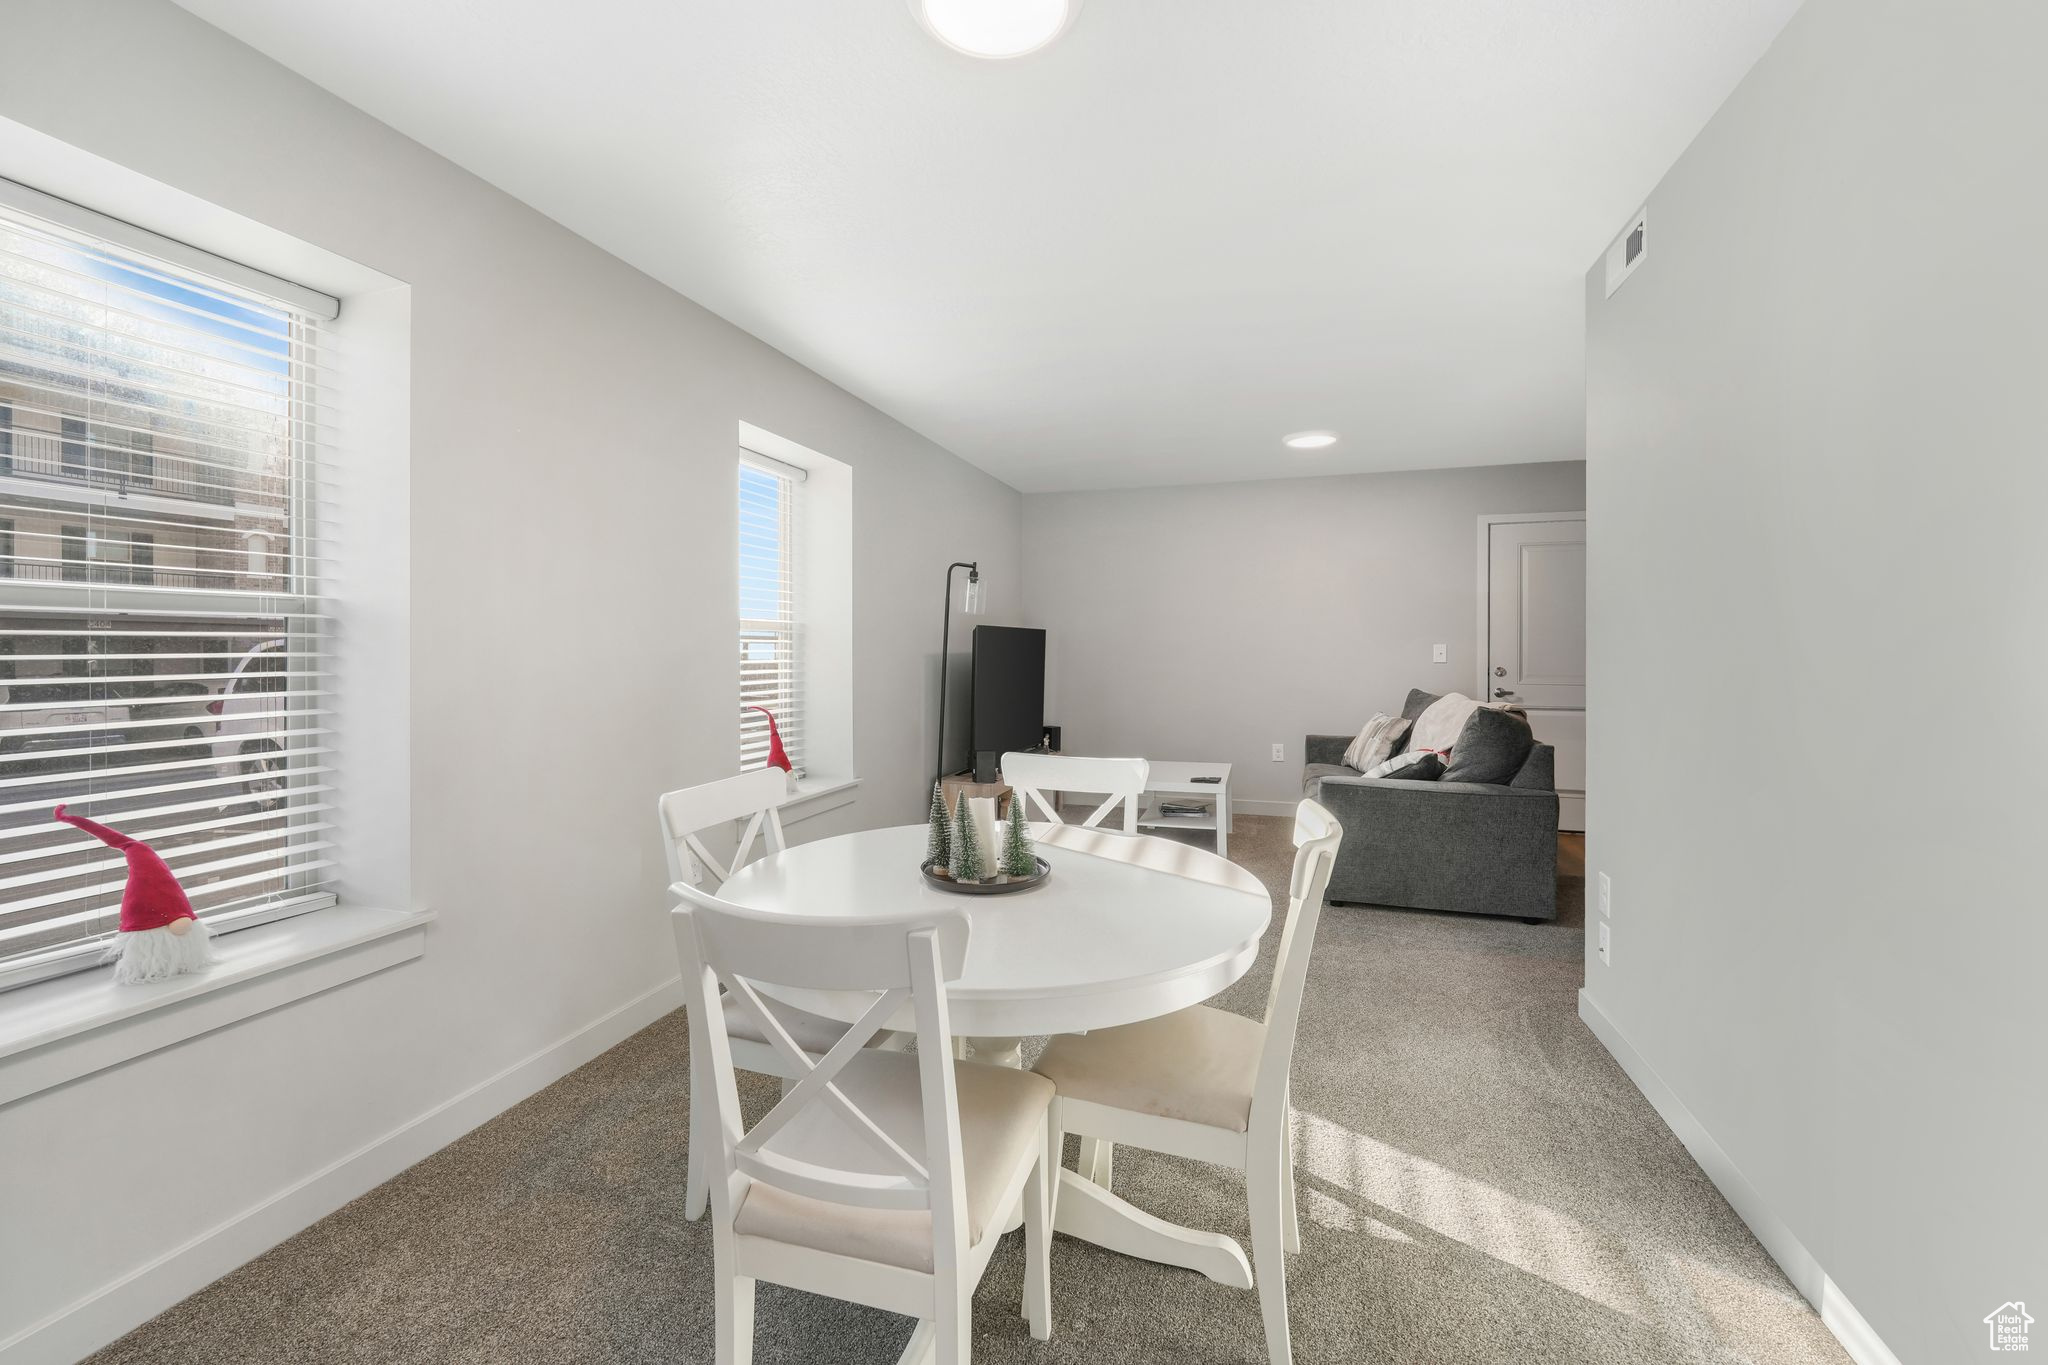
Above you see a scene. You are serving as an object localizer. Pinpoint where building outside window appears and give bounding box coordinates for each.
[129,430,154,489]
[59,415,85,477]
[58,523,86,581]
[0,204,335,990]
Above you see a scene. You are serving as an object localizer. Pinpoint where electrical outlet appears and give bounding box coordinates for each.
[1271,742,1285,762]
[1432,643,1448,663]
[1596,920,1611,966]
[1598,872,1611,918]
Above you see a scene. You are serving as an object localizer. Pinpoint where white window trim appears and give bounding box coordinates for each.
[0,193,339,991]
[737,422,856,791]
[737,454,805,777]
[781,774,861,826]
[0,133,417,1054]
[0,175,341,319]
[0,904,430,1106]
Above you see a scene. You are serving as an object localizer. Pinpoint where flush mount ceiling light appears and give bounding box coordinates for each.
[913,0,1080,59]
[1283,430,1339,450]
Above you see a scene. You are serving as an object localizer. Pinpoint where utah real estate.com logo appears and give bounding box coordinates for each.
[1985,1301,2033,1352]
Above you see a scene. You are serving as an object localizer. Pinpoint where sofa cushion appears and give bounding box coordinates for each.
[1364,749,1444,781]
[1302,762,1356,796]
[1401,688,1441,721]
[1441,706,1536,785]
[1389,689,1441,755]
[1341,712,1411,771]
[1511,743,1555,791]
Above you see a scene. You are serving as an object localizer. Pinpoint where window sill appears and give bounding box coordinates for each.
[784,775,861,825]
[0,905,432,1108]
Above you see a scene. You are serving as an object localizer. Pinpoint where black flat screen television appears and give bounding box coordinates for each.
[970,625,1046,763]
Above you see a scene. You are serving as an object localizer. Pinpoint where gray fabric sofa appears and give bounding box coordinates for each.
[1303,695,1558,921]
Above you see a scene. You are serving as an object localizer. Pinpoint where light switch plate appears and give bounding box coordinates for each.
[1597,920,1611,965]
[1598,872,1611,918]
[1432,643,1448,663]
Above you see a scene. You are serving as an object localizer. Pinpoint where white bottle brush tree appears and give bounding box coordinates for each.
[999,804,1036,878]
[949,793,986,882]
[926,783,952,868]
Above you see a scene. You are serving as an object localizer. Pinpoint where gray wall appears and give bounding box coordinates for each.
[0,2,1019,1355]
[1022,463,1585,807]
[1584,1,2047,1360]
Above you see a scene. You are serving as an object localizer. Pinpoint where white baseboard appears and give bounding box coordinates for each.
[1558,792,1585,833]
[1819,1278,1904,1365]
[3,975,686,1365]
[1577,991,1900,1365]
[1233,799,1300,818]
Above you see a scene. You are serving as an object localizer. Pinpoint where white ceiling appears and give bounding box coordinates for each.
[174,0,1800,492]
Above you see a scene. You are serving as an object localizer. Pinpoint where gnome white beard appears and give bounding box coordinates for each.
[106,916,214,985]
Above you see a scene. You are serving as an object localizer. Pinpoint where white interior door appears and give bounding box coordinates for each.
[1487,518,1586,709]
[1484,515,1586,831]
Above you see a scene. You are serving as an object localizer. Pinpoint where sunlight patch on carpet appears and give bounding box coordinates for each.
[1295,1109,1655,1318]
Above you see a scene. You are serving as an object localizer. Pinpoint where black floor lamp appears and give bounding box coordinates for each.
[934,560,985,792]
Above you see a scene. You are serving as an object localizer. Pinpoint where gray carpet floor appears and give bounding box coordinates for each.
[89,818,1849,1365]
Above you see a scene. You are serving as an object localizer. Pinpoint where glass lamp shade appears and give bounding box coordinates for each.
[963,574,987,614]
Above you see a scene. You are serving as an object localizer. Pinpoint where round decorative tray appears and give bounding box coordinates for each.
[921,856,1052,895]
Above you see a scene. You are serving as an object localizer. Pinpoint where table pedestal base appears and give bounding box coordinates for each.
[890,1170,1253,1365]
[963,1035,1024,1068]
[1052,1168,1253,1287]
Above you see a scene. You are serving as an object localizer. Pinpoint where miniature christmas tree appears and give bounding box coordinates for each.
[926,784,952,868]
[950,794,986,882]
[999,806,1036,878]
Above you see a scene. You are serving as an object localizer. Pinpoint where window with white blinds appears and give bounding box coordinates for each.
[738,455,803,775]
[0,204,337,990]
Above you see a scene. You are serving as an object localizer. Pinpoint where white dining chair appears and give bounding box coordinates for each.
[660,769,882,1222]
[671,884,1056,1365]
[1000,752,1149,834]
[1031,797,1343,1365]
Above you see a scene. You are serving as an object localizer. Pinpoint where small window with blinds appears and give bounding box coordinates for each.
[738,455,803,775]
[0,204,335,990]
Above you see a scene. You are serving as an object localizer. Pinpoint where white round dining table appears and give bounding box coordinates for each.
[716,820,1271,1038]
[716,818,1274,1302]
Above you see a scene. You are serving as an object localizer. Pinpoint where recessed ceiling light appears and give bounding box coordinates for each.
[1283,431,1338,450]
[913,0,1080,59]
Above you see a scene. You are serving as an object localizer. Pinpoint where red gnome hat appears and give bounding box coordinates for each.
[53,803,195,933]
[743,705,794,773]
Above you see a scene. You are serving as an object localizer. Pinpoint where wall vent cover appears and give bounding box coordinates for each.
[1604,206,1648,297]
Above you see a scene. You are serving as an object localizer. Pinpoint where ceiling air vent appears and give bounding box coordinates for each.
[1604,206,1648,297]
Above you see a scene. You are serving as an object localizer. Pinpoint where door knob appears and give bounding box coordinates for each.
[1493,688,1515,698]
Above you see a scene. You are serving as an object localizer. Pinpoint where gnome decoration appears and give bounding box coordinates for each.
[742,705,798,792]
[54,804,212,985]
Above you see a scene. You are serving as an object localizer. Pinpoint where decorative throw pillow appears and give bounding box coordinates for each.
[1342,713,1411,771]
[1388,689,1441,756]
[1365,749,1445,781]
[1441,706,1536,785]
[1408,692,1482,754]
[1400,688,1441,721]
